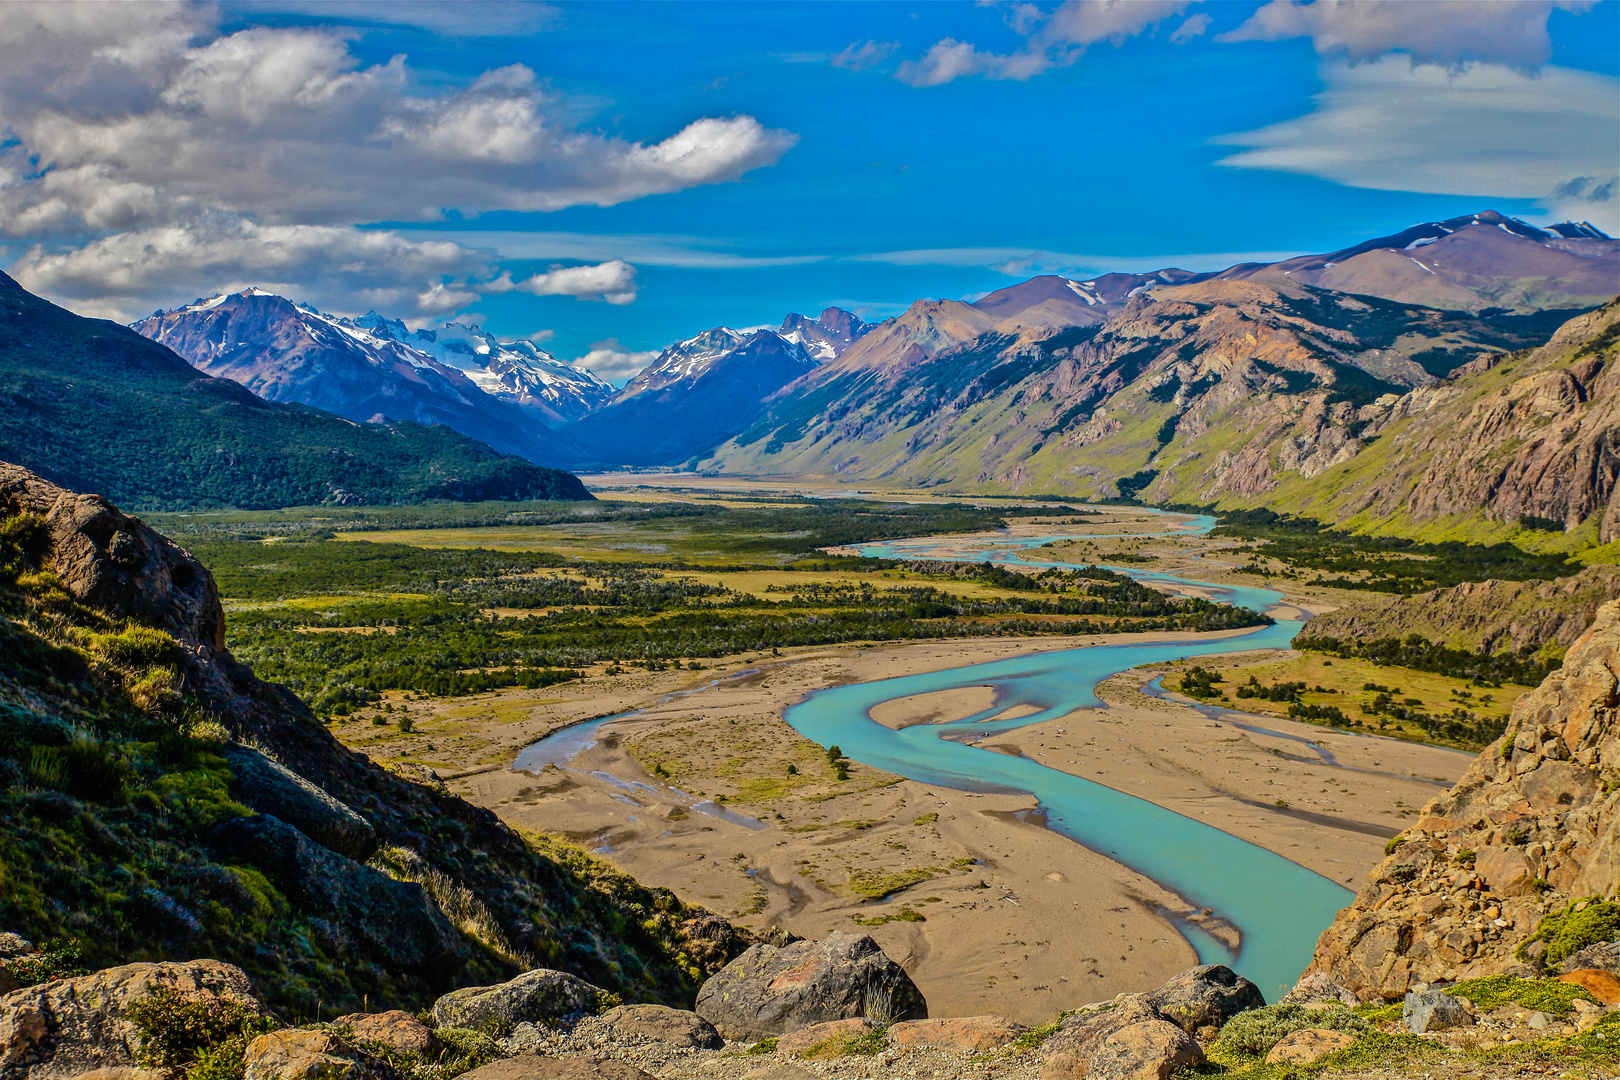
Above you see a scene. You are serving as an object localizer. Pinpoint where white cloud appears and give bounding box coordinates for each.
[1216,59,1620,232]
[231,1,564,37]
[572,339,659,385]
[832,40,899,71]
[1219,0,1596,71]
[403,230,827,269]
[1170,13,1212,43]
[0,4,795,318]
[489,259,640,305]
[847,246,1302,273]
[896,0,1198,86]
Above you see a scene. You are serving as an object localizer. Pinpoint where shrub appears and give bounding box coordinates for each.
[1211,1003,1369,1057]
[126,989,278,1075]
[1446,974,1597,1017]
[0,938,87,987]
[26,736,134,802]
[1518,899,1620,967]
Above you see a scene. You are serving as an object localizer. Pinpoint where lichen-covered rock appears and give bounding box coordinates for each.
[209,814,460,974]
[1403,989,1472,1034]
[0,938,31,961]
[694,932,925,1041]
[1086,1019,1204,1080]
[1308,601,1620,1000]
[1038,997,1162,1080]
[223,745,376,862]
[432,969,606,1036]
[594,1005,720,1050]
[241,1030,399,1080]
[1560,969,1620,1005]
[0,960,265,1080]
[1143,965,1264,1034]
[1264,1028,1359,1064]
[775,1017,874,1057]
[886,1015,1026,1052]
[1279,973,1359,1007]
[331,1012,436,1056]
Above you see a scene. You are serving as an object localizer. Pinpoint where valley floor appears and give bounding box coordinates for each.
[334,628,1469,1025]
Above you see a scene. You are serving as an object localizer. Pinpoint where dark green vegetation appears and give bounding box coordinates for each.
[201,542,1266,717]
[154,496,1069,567]
[0,505,743,1017]
[0,272,588,510]
[1211,508,1578,594]
[1295,631,1562,686]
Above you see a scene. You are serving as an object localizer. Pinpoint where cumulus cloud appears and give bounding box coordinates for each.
[0,3,795,318]
[487,259,640,305]
[1219,0,1596,71]
[572,338,660,385]
[895,0,1198,86]
[1216,58,1619,232]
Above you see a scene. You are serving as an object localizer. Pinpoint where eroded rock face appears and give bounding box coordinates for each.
[209,814,459,974]
[0,960,264,1080]
[1307,600,1620,1000]
[0,463,223,654]
[1086,1019,1203,1080]
[693,932,925,1041]
[432,969,605,1036]
[223,745,376,862]
[1038,996,1162,1080]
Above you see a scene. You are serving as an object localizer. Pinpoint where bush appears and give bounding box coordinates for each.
[126,989,278,1074]
[1446,974,1597,1017]
[0,938,87,987]
[1518,899,1620,967]
[1211,1003,1370,1057]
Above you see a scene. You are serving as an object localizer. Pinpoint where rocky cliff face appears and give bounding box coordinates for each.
[0,463,736,1014]
[1304,565,1620,659]
[1307,599,1620,1001]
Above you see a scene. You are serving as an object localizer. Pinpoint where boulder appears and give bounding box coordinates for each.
[332,1012,436,1056]
[1279,973,1360,1008]
[887,1016,1026,1053]
[1560,968,1620,1005]
[0,937,32,960]
[1563,941,1620,975]
[242,1031,400,1080]
[223,745,376,862]
[595,1004,721,1049]
[0,960,265,1080]
[1144,965,1264,1034]
[1403,989,1472,1034]
[694,932,925,1041]
[0,971,17,998]
[775,1018,874,1057]
[1086,1020,1204,1080]
[209,814,460,974]
[432,970,606,1036]
[1038,997,1162,1080]
[456,1057,655,1080]
[1264,1028,1359,1065]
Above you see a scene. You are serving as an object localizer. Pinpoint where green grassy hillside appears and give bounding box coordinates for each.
[0,273,590,510]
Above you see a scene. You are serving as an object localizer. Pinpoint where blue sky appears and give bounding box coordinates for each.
[1,1,1615,380]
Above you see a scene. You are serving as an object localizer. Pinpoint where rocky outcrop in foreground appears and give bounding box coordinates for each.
[1308,599,1620,999]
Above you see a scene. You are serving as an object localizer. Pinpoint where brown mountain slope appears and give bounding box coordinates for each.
[1306,599,1620,1001]
[703,281,1569,509]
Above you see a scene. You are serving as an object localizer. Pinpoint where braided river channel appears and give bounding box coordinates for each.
[519,508,1354,999]
[782,512,1353,998]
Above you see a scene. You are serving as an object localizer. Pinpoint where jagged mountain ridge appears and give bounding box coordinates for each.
[132,291,596,463]
[703,279,1589,516]
[0,273,589,509]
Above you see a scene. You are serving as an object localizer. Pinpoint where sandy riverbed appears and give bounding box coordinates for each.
[338,628,1470,1025]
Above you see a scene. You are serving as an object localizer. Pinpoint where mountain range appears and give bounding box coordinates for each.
[0,273,590,509]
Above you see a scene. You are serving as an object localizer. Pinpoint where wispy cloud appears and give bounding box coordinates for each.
[832,40,899,71]
[848,246,1304,274]
[895,0,1200,87]
[1216,58,1620,231]
[1218,0,1596,72]
[403,230,829,269]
